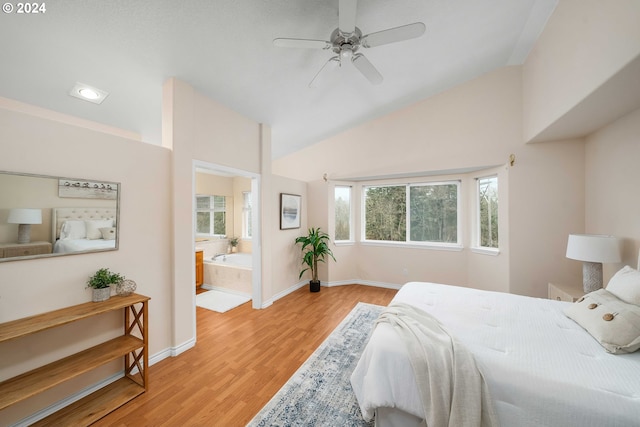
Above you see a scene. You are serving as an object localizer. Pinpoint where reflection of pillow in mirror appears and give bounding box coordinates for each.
[60,220,86,240]
[99,227,117,241]
[85,219,114,240]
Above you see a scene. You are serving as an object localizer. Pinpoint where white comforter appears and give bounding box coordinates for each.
[53,238,116,254]
[350,282,640,427]
[367,302,497,427]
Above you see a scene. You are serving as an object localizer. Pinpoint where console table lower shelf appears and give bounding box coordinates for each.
[0,293,149,426]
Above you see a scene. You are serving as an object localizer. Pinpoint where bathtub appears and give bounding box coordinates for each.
[203,253,252,294]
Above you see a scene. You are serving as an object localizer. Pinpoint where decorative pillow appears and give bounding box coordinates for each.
[606,266,640,305]
[85,219,114,240]
[564,289,640,354]
[99,227,117,241]
[60,220,86,240]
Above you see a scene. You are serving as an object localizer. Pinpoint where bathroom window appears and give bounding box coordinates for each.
[196,195,226,236]
[242,191,252,238]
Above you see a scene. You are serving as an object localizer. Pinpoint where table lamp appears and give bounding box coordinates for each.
[566,234,621,293]
[7,208,42,244]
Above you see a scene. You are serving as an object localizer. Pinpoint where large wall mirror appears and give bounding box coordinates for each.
[0,171,120,262]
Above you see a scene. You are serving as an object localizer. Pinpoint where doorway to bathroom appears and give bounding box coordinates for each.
[192,160,261,319]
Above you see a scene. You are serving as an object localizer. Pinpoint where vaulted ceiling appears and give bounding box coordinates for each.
[0,0,557,158]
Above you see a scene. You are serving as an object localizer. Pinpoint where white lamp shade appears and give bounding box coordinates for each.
[566,234,621,263]
[7,208,42,225]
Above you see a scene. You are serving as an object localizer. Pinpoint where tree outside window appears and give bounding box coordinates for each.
[364,182,459,244]
[335,186,352,241]
[478,176,498,248]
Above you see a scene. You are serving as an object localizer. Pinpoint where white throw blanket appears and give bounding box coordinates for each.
[372,302,498,427]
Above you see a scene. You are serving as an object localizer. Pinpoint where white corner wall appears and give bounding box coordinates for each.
[0,100,173,425]
[522,0,640,142]
[162,78,263,350]
[585,107,640,282]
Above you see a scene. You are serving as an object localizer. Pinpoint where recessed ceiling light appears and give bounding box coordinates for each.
[69,82,109,104]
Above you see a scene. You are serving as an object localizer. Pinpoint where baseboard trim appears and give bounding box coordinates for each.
[325,279,402,290]
[261,280,307,308]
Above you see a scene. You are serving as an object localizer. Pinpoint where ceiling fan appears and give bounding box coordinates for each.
[273,0,426,87]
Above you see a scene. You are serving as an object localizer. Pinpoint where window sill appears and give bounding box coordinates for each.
[335,241,355,246]
[360,241,463,252]
[470,247,500,256]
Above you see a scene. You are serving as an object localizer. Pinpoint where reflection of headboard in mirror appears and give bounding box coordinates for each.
[0,170,120,262]
[53,207,118,240]
[52,207,119,255]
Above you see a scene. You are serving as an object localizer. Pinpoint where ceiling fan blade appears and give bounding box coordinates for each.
[339,0,358,34]
[273,38,331,49]
[361,22,426,48]
[352,54,383,85]
[309,56,340,88]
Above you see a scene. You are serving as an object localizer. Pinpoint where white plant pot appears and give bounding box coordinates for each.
[92,287,111,302]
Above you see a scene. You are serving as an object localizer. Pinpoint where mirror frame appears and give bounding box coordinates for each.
[0,170,120,262]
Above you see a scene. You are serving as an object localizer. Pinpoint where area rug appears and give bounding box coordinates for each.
[196,290,251,313]
[246,302,384,427]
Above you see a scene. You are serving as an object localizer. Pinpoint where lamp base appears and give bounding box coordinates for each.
[582,261,603,293]
[17,224,32,244]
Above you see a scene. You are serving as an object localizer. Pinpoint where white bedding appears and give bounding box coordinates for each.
[53,238,116,254]
[351,282,640,427]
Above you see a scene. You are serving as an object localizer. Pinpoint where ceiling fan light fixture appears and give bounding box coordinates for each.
[340,45,353,60]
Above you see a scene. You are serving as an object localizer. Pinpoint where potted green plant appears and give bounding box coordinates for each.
[229,236,239,253]
[87,268,125,302]
[295,227,336,292]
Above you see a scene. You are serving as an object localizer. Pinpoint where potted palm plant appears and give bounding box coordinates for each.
[87,268,125,302]
[295,227,336,292]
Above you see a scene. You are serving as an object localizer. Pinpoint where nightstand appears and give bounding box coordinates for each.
[548,282,584,302]
[0,241,52,258]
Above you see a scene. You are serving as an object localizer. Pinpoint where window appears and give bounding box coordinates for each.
[334,186,352,241]
[242,191,252,238]
[196,195,226,236]
[477,176,498,248]
[363,182,459,245]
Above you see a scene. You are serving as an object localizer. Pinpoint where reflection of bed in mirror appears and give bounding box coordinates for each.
[52,207,118,254]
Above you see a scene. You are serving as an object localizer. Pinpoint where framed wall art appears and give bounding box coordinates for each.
[280,193,301,230]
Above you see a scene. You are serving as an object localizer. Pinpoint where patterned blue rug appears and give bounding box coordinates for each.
[246,302,383,427]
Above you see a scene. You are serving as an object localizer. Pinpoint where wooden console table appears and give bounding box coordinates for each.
[0,293,149,426]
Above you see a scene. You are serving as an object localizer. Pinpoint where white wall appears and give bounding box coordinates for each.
[274,66,585,297]
[585,107,640,282]
[0,99,172,424]
[267,175,308,300]
[162,78,262,349]
[522,0,640,142]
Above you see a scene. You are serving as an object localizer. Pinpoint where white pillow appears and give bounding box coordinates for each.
[564,289,640,354]
[606,266,640,305]
[99,227,117,241]
[85,219,114,240]
[60,220,86,240]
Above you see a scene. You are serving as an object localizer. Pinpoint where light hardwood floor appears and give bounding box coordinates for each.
[92,284,397,426]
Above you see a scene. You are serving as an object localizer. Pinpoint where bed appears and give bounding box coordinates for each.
[51,207,118,254]
[351,268,640,427]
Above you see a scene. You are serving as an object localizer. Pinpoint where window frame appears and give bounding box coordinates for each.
[473,175,500,255]
[361,180,462,250]
[334,185,354,243]
[195,194,227,237]
[242,191,252,239]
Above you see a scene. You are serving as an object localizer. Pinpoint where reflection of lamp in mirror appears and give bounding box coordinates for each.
[566,234,621,293]
[7,208,42,244]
